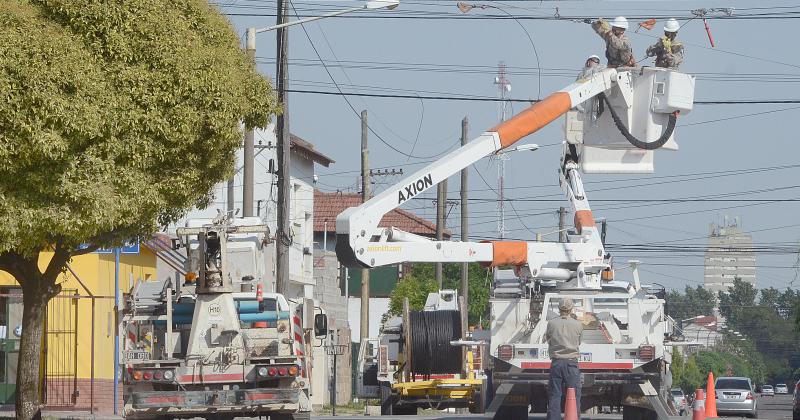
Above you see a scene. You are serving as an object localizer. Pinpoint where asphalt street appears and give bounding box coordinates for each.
[313,393,795,420]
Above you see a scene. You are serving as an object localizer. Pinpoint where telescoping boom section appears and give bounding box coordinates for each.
[336,67,694,289]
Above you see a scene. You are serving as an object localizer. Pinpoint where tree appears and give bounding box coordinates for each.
[666,285,716,324]
[390,263,491,327]
[386,271,439,319]
[0,2,276,418]
[671,350,685,390]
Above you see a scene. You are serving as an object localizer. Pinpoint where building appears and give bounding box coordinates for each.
[0,244,159,414]
[703,217,755,294]
[682,315,724,351]
[312,190,449,343]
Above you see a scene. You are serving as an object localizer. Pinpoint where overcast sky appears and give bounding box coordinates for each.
[216,0,800,292]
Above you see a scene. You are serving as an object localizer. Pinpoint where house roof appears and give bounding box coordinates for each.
[314,190,451,238]
[291,134,334,167]
[685,315,718,331]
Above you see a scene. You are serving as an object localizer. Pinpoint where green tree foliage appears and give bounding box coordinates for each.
[666,285,716,324]
[386,263,491,327]
[681,355,705,393]
[0,1,276,418]
[386,270,439,318]
[671,350,685,389]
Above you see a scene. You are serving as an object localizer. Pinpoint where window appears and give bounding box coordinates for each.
[716,379,750,390]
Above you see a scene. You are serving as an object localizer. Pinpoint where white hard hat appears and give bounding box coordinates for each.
[611,16,629,29]
[664,18,680,32]
[587,55,601,63]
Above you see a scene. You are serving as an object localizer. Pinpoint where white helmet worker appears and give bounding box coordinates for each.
[587,54,601,62]
[664,18,680,33]
[611,16,629,29]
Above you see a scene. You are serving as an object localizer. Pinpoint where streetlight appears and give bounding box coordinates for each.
[244,0,399,294]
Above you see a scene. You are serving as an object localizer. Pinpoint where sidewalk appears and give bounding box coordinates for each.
[0,409,123,419]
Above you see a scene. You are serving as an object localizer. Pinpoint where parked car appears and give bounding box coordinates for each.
[761,385,775,397]
[671,388,688,415]
[715,377,758,418]
[777,384,789,394]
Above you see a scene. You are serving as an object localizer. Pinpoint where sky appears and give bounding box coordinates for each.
[214,0,800,292]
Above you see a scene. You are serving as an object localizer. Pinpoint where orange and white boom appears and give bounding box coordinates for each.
[336,67,693,289]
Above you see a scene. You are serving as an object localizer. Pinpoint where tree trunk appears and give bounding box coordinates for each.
[16,282,48,420]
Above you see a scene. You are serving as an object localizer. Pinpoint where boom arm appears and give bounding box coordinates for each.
[336,70,618,279]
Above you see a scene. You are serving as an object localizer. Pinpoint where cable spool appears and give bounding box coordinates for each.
[407,310,462,376]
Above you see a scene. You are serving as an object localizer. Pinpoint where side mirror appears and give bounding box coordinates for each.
[314,314,328,338]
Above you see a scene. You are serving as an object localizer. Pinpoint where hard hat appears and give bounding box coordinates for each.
[611,16,629,29]
[559,298,574,312]
[587,54,601,62]
[664,18,680,32]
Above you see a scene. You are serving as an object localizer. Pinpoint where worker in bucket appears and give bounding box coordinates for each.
[646,18,684,69]
[589,16,635,68]
[577,54,602,80]
[545,297,584,420]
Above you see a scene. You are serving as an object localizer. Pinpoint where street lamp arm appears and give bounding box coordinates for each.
[255,6,364,33]
[254,0,399,33]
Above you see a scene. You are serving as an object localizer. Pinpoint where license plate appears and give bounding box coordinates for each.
[579,353,592,362]
[725,395,738,399]
[124,350,151,361]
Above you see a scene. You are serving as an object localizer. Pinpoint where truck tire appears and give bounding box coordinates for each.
[623,405,657,420]
[270,413,310,420]
[470,385,487,414]
[495,405,528,420]
[380,382,396,415]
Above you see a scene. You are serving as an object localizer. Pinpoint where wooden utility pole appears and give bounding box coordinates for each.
[558,206,567,243]
[435,179,447,287]
[360,110,370,342]
[275,0,290,294]
[460,117,469,304]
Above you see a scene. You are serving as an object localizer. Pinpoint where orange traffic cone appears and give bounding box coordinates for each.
[693,389,707,420]
[706,372,718,418]
[565,387,579,420]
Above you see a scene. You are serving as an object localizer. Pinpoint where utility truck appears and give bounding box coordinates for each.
[121,215,326,420]
[338,66,694,420]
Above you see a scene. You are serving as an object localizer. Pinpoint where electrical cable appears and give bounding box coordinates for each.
[598,93,676,150]
[407,310,462,376]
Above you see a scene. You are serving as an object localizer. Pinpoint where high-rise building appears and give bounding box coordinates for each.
[704,217,755,294]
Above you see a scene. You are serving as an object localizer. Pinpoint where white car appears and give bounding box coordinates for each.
[761,385,774,397]
[777,384,789,394]
[671,389,687,415]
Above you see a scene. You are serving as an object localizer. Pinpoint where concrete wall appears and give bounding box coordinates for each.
[347,297,390,343]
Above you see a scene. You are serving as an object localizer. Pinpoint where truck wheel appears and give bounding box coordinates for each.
[380,383,395,415]
[470,385,487,414]
[495,405,528,420]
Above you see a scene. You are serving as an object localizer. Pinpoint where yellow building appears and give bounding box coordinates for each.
[0,244,158,414]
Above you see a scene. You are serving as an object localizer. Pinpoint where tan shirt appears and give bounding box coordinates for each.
[545,315,584,361]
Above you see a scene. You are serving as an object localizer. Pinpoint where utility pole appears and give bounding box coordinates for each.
[227,178,235,213]
[494,62,511,239]
[243,29,256,218]
[558,207,567,243]
[360,110,370,342]
[460,117,469,304]
[435,179,447,287]
[275,0,291,294]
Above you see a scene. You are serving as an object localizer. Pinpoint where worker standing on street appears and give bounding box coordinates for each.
[646,18,684,69]
[589,16,635,68]
[545,298,584,420]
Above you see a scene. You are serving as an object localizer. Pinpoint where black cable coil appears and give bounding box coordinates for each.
[408,310,462,376]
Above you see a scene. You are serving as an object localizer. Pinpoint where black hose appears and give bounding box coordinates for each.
[598,93,677,151]
[408,310,462,376]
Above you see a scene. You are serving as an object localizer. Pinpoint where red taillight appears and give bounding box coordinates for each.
[278,367,288,376]
[143,371,153,380]
[638,345,655,361]
[746,392,754,400]
[267,367,277,377]
[153,371,163,380]
[498,344,514,361]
